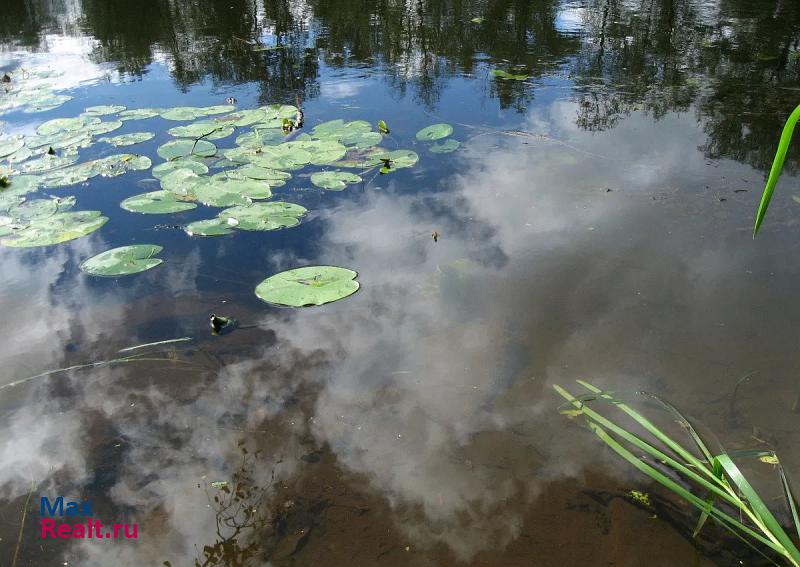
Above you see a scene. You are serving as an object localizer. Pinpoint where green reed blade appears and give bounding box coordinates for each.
[694,457,725,537]
[716,454,800,563]
[754,103,800,237]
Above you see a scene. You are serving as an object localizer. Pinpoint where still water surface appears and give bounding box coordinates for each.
[1,0,800,565]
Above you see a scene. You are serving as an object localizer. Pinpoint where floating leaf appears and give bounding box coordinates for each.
[91,154,151,177]
[119,108,163,121]
[235,129,284,149]
[218,202,306,231]
[491,69,529,81]
[368,149,419,170]
[185,218,236,237]
[161,107,208,121]
[19,154,79,173]
[157,139,217,160]
[341,131,382,149]
[37,116,100,136]
[152,160,209,179]
[255,266,359,307]
[84,105,126,116]
[310,171,362,191]
[471,16,485,23]
[121,191,197,214]
[81,244,163,276]
[86,120,124,136]
[429,139,461,153]
[192,181,252,207]
[416,123,453,141]
[100,132,155,147]
[1,210,107,248]
[0,137,24,158]
[168,122,228,139]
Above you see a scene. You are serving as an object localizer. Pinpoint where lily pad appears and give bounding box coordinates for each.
[185,218,236,237]
[429,139,461,153]
[152,160,209,179]
[310,171,362,191]
[168,122,234,140]
[218,202,306,231]
[100,132,155,147]
[157,139,217,160]
[121,191,197,214]
[81,244,163,276]
[84,105,127,116]
[86,120,124,136]
[368,149,419,170]
[37,116,100,137]
[161,107,207,121]
[255,266,359,307]
[415,123,453,141]
[119,108,163,121]
[0,137,24,158]
[1,210,107,248]
[193,182,252,207]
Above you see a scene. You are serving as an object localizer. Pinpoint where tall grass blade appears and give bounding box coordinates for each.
[753,103,800,237]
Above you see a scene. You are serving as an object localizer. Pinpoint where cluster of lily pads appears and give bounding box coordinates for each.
[0,67,73,116]
[0,98,456,305]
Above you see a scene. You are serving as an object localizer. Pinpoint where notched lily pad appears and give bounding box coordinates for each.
[100,132,155,147]
[255,266,359,307]
[1,210,108,248]
[416,123,453,141]
[310,171,362,191]
[184,218,236,237]
[429,139,461,153]
[158,139,217,160]
[81,244,163,276]
[121,190,197,214]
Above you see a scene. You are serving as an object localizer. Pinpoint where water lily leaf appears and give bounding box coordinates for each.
[91,154,152,177]
[121,190,197,214]
[0,137,24,158]
[40,163,97,187]
[491,69,529,81]
[255,266,359,307]
[168,122,234,140]
[100,132,155,147]
[81,244,163,276]
[160,168,205,197]
[37,116,100,136]
[222,108,271,127]
[265,104,298,119]
[5,145,33,164]
[235,129,285,149]
[85,120,124,136]
[429,139,461,153]
[184,218,236,237]
[19,154,79,173]
[161,107,208,121]
[415,123,453,141]
[368,149,419,169]
[119,108,163,121]
[226,165,285,182]
[199,105,236,116]
[157,139,217,160]
[152,160,208,179]
[341,131,382,149]
[310,171,362,191]
[1,210,107,248]
[219,202,306,231]
[192,181,252,207]
[84,105,126,116]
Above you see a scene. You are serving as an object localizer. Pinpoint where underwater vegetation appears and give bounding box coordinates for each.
[555,381,800,566]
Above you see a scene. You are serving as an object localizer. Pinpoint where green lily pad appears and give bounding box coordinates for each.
[415,123,453,141]
[429,139,461,153]
[255,266,359,307]
[86,120,124,136]
[1,210,108,248]
[168,122,234,140]
[84,105,127,116]
[40,163,97,188]
[119,108,163,121]
[157,139,217,160]
[0,137,24,158]
[81,244,163,276]
[219,202,307,231]
[160,168,205,197]
[100,132,155,147]
[152,160,209,179]
[161,107,207,121]
[341,131,382,149]
[184,218,236,237]
[36,116,100,136]
[368,149,419,170]
[19,154,79,173]
[91,154,152,177]
[121,190,197,214]
[199,105,236,116]
[212,178,273,200]
[235,129,285,149]
[193,181,252,207]
[310,171,362,191]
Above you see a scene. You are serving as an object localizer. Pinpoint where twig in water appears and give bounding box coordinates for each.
[119,337,193,353]
[12,478,35,567]
[729,371,759,420]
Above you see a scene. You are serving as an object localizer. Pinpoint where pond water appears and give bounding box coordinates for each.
[1,0,800,565]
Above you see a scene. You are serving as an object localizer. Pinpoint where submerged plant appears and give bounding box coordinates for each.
[754,103,800,237]
[555,380,800,566]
